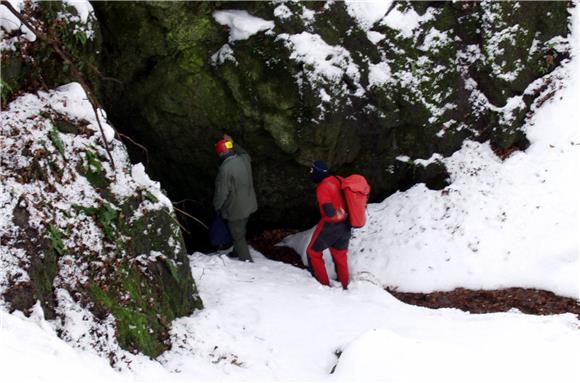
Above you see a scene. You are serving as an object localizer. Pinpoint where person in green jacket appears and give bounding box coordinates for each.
[213,134,258,262]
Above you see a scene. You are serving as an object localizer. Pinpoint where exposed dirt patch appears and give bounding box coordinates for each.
[388,287,580,318]
[249,229,306,269]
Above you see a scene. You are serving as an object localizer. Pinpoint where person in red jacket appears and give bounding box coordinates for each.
[307,160,352,289]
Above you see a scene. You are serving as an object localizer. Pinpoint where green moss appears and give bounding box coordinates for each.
[47,224,65,255]
[1,79,13,106]
[90,281,165,357]
[23,227,62,319]
[74,202,118,241]
[167,14,218,73]
[48,126,66,158]
[53,118,79,134]
[76,201,204,358]
[30,250,58,299]
[164,258,181,284]
[89,228,201,359]
[81,150,110,189]
[263,113,298,154]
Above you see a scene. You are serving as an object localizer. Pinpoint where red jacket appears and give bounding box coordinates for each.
[316,176,347,223]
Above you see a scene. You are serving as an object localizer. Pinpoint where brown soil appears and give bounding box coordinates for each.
[249,229,306,269]
[252,229,580,318]
[388,287,580,318]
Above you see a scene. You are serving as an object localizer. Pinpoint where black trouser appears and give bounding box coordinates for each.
[227,218,252,262]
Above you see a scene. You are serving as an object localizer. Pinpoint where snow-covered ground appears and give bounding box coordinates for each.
[2,250,580,382]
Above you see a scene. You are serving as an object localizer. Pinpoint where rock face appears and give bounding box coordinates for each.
[1,1,202,362]
[92,0,571,234]
[1,84,203,361]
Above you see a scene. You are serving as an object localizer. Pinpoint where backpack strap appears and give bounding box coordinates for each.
[333,175,346,203]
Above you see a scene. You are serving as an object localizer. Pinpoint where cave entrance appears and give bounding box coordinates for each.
[173,201,305,268]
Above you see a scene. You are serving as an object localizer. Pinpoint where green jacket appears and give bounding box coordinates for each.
[213,144,258,220]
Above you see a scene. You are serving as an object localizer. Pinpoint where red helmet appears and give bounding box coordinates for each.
[215,139,233,155]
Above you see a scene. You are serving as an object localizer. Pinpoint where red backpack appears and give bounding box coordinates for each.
[336,175,371,228]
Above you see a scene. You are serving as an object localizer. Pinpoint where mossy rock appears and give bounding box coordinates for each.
[90,0,572,236]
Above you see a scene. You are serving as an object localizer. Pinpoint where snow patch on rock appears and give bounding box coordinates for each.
[213,10,274,42]
[345,0,394,31]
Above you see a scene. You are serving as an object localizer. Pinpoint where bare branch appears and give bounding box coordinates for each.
[173,198,204,207]
[85,61,123,84]
[164,210,191,235]
[119,132,149,164]
[172,205,209,230]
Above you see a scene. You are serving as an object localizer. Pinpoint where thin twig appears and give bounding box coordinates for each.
[173,198,204,206]
[172,204,209,230]
[85,61,123,84]
[163,210,191,235]
[119,133,149,164]
[88,102,116,170]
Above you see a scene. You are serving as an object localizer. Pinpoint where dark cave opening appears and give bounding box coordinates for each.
[118,131,449,258]
[172,197,313,260]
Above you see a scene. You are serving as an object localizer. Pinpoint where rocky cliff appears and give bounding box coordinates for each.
[92,0,571,237]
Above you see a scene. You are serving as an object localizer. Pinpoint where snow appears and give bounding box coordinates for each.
[395,155,411,162]
[275,30,365,119]
[212,10,274,43]
[0,0,24,34]
[96,109,116,143]
[345,0,394,31]
[419,27,452,53]
[48,83,94,121]
[368,61,392,87]
[2,252,580,382]
[62,0,94,24]
[300,6,315,25]
[0,0,35,44]
[333,315,580,382]
[211,43,237,66]
[366,30,386,44]
[131,163,172,209]
[273,4,292,20]
[413,152,444,167]
[380,4,431,39]
[276,31,363,98]
[0,309,127,382]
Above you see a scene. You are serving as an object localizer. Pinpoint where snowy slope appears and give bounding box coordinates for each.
[1,251,579,382]
[0,307,127,382]
[283,5,580,299]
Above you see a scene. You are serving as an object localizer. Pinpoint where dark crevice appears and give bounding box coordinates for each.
[249,229,305,269]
